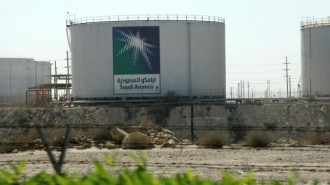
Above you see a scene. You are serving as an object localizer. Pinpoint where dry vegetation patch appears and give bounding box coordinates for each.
[291,131,330,147]
[196,131,231,148]
[244,131,274,148]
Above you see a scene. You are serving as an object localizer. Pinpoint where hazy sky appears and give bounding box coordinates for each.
[1,0,329,97]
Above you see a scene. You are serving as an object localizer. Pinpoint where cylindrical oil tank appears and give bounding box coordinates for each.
[301,17,330,97]
[68,15,225,100]
[0,58,51,104]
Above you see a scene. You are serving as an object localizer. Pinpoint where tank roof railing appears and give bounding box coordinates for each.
[67,14,225,26]
[301,17,330,28]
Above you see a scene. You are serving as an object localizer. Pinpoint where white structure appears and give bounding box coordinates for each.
[67,15,226,100]
[0,58,51,104]
[301,17,330,97]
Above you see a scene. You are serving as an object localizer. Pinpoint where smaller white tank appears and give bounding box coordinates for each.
[0,58,51,105]
[301,17,330,97]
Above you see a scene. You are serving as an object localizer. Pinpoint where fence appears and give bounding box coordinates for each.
[67,14,225,26]
[301,17,330,28]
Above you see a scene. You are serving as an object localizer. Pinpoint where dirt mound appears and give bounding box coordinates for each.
[0,119,185,153]
[109,120,188,149]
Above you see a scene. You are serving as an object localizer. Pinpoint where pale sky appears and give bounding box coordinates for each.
[1,0,329,98]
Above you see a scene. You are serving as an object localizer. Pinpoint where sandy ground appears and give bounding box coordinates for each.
[0,145,330,184]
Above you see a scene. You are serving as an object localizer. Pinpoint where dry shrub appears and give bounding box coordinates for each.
[196,131,231,148]
[323,132,330,145]
[294,131,330,146]
[303,131,322,145]
[0,144,16,153]
[244,131,273,148]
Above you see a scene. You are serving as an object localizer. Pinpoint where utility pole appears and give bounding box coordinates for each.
[284,56,290,98]
[266,80,268,98]
[66,51,70,100]
[268,80,271,98]
[54,61,58,100]
[247,82,250,99]
[309,78,312,98]
[266,80,270,98]
[243,81,245,98]
[237,82,240,98]
[289,76,292,98]
[240,80,243,98]
[239,81,241,98]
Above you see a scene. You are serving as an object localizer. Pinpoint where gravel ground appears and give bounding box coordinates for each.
[0,145,330,184]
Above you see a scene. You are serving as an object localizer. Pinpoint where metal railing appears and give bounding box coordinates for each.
[301,17,330,28]
[67,14,225,26]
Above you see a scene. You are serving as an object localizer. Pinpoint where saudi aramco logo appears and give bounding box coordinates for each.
[113,26,160,75]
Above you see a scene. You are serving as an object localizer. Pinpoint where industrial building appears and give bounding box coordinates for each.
[67,15,226,100]
[301,17,330,97]
[0,58,51,105]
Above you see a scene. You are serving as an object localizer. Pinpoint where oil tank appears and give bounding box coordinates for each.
[301,17,330,97]
[0,58,51,104]
[67,15,226,100]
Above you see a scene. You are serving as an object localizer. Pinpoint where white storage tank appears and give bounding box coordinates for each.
[67,15,226,100]
[0,58,51,104]
[301,17,330,97]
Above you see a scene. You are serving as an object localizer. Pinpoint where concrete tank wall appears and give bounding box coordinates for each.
[69,16,225,100]
[301,18,330,97]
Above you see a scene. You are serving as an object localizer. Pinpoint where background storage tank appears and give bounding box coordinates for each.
[0,58,51,104]
[67,15,226,100]
[301,17,330,97]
